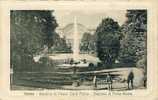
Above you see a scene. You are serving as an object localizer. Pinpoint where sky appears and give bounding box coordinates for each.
[53,10,127,29]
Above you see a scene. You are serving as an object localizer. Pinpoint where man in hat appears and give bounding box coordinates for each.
[127,70,134,89]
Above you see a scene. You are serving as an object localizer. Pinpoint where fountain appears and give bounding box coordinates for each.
[55,16,91,69]
[49,15,101,70]
[47,16,100,88]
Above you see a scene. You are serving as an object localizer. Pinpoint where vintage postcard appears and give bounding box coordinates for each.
[0,1,157,100]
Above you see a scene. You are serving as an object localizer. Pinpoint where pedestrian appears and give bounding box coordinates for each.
[93,75,97,88]
[143,72,147,88]
[127,70,134,89]
[106,73,113,90]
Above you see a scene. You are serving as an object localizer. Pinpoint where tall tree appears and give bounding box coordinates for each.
[10,10,58,71]
[119,10,147,68]
[95,18,121,68]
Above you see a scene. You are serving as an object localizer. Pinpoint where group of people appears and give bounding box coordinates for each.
[93,70,135,90]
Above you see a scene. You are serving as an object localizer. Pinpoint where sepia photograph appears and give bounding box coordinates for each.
[10,9,147,91]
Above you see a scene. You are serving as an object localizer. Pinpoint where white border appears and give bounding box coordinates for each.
[0,1,157,100]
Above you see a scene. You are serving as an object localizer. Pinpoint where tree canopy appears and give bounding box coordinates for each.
[95,18,122,68]
[10,10,58,71]
[119,10,147,68]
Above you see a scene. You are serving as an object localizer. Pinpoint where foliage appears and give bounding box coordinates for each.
[49,33,72,53]
[80,32,96,54]
[119,10,147,67]
[10,10,58,71]
[95,18,122,67]
[136,55,146,69]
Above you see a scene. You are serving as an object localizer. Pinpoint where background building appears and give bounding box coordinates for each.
[56,23,95,48]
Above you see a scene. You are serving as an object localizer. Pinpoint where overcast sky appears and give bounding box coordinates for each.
[53,10,127,29]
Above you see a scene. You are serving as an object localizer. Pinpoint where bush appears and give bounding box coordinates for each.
[88,63,95,70]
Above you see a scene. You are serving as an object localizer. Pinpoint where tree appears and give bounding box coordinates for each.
[10,10,58,71]
[50,33,72,53]
[119,10,147,68]
[80,32,96,53]
[95,18,122,68]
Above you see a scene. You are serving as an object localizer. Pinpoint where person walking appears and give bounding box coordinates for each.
[127,70,134,90]
[93,75,97,88]
[106,73,113,90]
[143,72,147,88]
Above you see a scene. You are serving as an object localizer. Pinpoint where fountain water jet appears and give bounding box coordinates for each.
[73,16,80,61]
